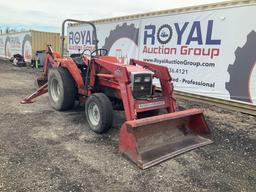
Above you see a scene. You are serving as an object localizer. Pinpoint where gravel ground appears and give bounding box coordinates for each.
[0,60,255,192]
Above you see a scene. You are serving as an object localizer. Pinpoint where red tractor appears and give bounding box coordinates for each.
[22,19,212,169]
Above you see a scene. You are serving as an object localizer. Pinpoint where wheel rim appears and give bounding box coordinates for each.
[88,102,100,126]
[50,78,61,102]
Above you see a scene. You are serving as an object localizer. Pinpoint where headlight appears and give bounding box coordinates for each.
[144,76,151,82]
[134,76,142,83]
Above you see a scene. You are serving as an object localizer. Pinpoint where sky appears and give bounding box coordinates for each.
[0,0,231,33]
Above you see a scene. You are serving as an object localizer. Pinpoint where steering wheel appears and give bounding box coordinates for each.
[90,48,108,57]
[81,49,92,57]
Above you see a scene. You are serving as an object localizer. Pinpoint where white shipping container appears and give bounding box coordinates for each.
[0,30,60,62]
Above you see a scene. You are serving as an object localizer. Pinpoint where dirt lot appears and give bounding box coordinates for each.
[0,60,255,192]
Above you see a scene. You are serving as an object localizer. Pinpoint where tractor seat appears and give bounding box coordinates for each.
[70,54,85,66]
[72,57,85,66]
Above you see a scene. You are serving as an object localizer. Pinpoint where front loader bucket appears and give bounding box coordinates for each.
[119,108,212,169]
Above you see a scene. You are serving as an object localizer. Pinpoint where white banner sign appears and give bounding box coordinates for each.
[68,4,256,106]
[67,21,140,63]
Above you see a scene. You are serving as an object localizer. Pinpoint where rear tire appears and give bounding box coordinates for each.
[85,93,113,134]
[48,68,76,111]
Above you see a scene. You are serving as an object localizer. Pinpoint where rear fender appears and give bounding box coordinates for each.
[57,58,84,89]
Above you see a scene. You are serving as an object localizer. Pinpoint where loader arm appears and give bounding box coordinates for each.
[118,60,212,169]
[89,57,137,120]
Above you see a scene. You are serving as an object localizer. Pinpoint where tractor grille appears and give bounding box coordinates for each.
[132,73,152,98]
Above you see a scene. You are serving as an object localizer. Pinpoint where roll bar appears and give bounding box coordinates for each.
[61,19,99,57]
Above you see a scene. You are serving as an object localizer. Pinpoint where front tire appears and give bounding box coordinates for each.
[85,93,113,134]
[48,68,76,111]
